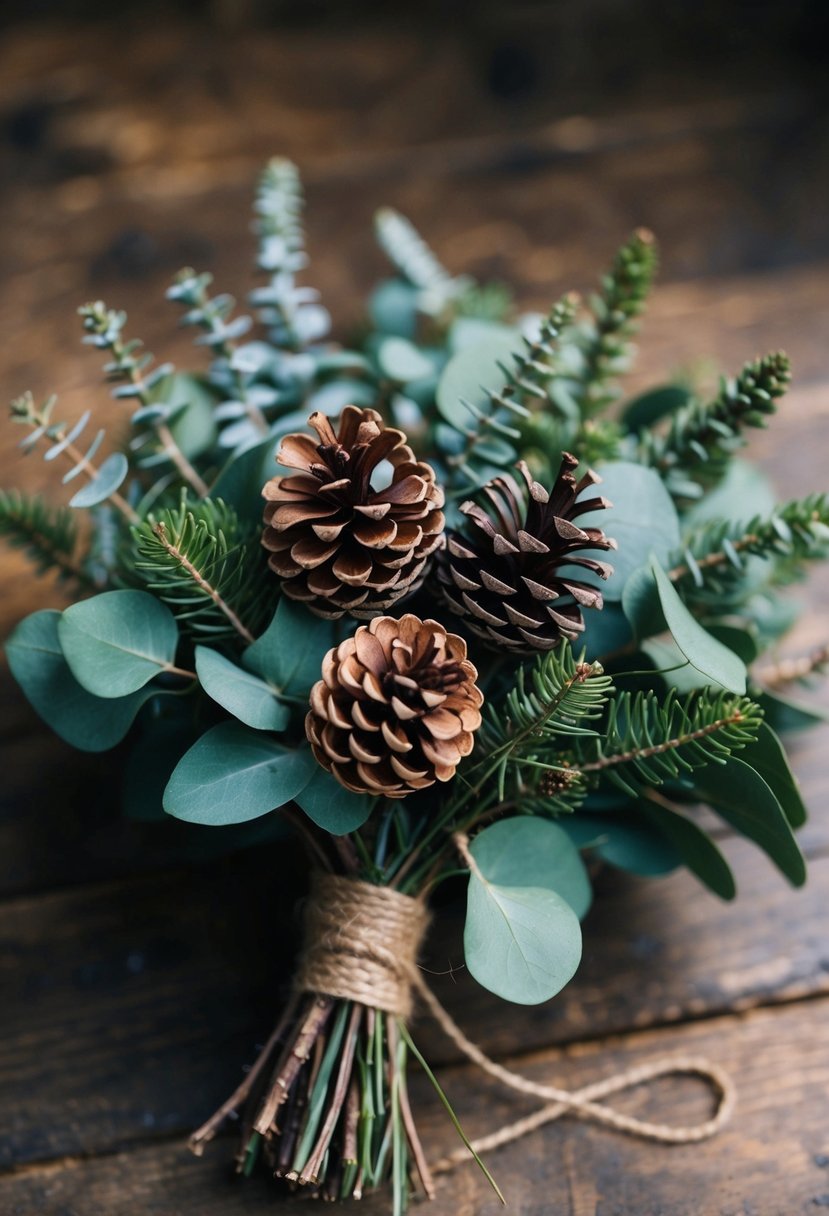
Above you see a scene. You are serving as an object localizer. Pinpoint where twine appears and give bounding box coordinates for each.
[296,871,736,1171]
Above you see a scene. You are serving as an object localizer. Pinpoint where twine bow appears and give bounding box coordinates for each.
[297,871,736,1179]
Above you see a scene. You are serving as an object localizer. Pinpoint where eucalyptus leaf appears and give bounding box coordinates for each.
[59,590,180,697]
[6,610,158,752]
[682,458,777,530]
[621,384,692,432]
[436,334,518,429]
[638,801,736,899]
[735,721,808,828]
[573,463,681,600]
[68,452,129,509]
[376,336,434,383]
[156,372,219,459]
[756,689,829,734]
[694,756,806,886]
[560,812,681,876]
[163,721,315,825]
[195,646,290,732]
[463,818,584,1005]
[369,279,419,339]
[294,768,372,835]
[244,598,337,697]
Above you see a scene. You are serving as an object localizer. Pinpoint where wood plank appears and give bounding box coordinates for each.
[1,833,827,1167]
[1,996,827,1214]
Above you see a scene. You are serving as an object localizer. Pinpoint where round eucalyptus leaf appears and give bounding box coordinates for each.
[195,646,290,732]
[59,590,180,698]
[68,452,129,509]
[376,337,434,384]
[436,334,518,429]
[294,767,372,835]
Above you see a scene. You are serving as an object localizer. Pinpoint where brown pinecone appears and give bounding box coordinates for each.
[306,613,483,797]
[262,407,445,619]
[437,454,616,654]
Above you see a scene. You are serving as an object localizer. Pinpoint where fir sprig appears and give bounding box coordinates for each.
[573,228,658,417]
[79,301,210,496]
[129,493,271,644]
[0,488,92,586]
[579,688,763,796]
[449,295,577,488]
[640,352,790,495]
[375,208,470,321]
[669,493,829,606]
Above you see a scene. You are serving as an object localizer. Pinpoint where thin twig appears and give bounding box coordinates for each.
[578,710,745,772]
[755,643,829,689]
[300,1003,362,1183]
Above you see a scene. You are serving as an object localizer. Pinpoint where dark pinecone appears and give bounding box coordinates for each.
[307,613,483,797]
[437,454,616,653]
[262,407,445,619]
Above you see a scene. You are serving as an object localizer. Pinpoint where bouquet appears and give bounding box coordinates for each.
[3,159,826,1211]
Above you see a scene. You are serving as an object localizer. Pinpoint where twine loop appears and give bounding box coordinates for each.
[296,870,736,1167]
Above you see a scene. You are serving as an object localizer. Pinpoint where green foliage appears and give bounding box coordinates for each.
[295,768,373,835]
[0,489,91,585]
[243,596,338,697]
[374,207,469,322]
[464,818,585,1005]
[195,645,290,732]
[670,492,829,609]
[58,589,181,697]
[250,157,330,350]
[10,391,131,514]
[163,720,316,825]
[5,609,161,751]
[129,492,271,644]
[640,353,791,498]
[571,229,658,417]
[583,687,763,795]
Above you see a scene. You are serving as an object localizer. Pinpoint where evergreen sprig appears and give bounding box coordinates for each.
[79,301,210,496]
[249,158,329,350]
[375,207,470,320]
[129,493,271,644]
[0,488,92,586]
[449,295,577,488]
[579,688,763,796]
[640,352,790,495]
[573,228,658,417]
[670,493,829,606]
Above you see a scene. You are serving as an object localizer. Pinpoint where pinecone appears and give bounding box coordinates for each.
[262,407,445,619]
[437,454,616,654]
[306,614,483,797]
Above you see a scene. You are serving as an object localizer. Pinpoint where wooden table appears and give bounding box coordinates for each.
[1,19,829,1215]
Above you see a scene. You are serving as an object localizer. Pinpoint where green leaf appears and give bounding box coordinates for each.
[682,458,777,530]
[68,452,129,509]
[449,317,517,352]
[621,385,692,432]
[435,334,519,429]
[694,755,806,886]
[575,463,681,600]
[244,598,336,697]
[464,818,584,1005]
[157,372,219,459]
[195,646,290,732]
[210,431,281,516]
[59,590,180,697]
[163,721,315,825]
[641,636,702,692]
[735,721,807,828]
[561,812,681,876]
[369,279,418,339]
[624,559,747,694]
[376,337,434,383]
[5,610,157,752]
[294,767,372,835]
[638,801,736,899]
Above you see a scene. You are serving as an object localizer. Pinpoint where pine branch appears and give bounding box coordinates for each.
[576,689,762,795]
[0,488,92,586]
[448,294,577,488]
[167,268,269,437]
[572,229,658,418]
[129,492,270,644]
[669,493,829,606]
[249,158,329,351]
[79,300,210,496]
[640,352,790,492]
[10,392,138,524]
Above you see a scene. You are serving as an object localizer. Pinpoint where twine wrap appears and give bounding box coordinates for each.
[294,871,735,1166]
[295,871,430,1019]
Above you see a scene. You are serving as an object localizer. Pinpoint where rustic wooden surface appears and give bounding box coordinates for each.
[1,18,828,1216]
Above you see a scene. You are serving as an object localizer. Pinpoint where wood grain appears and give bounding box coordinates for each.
[2,997,827,1215]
